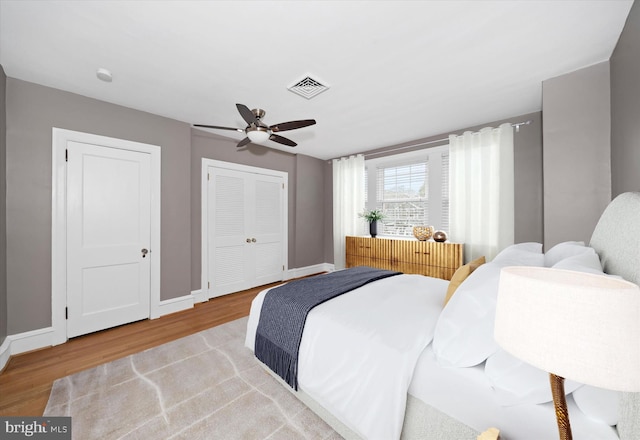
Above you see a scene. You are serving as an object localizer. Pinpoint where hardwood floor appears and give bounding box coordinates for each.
[0,281,289,417]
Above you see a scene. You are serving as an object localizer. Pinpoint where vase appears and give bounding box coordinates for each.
[369,221,377,238]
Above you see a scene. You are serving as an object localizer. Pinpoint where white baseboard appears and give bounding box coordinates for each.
[156,294,195,317]
[8,326,56,354]
[191,289,208,304]
[0,326,57,371]
[286,263,334,280]
[0,337,11,373]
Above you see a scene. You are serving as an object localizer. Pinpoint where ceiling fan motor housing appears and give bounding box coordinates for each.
[251,108,266,121]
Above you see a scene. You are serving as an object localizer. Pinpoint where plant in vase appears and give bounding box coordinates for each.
[359,209,385,238]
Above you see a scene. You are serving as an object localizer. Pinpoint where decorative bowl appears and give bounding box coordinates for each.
[433,230,448,242]
[413,226,434,241]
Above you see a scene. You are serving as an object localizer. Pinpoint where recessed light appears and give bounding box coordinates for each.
[96,68,113,82]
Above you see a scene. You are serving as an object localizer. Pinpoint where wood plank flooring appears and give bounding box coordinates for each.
[0,280,294,417]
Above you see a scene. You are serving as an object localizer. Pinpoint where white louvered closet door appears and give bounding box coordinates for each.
[207,166,285,297]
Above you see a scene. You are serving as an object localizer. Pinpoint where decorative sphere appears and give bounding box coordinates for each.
[433,230,448,242]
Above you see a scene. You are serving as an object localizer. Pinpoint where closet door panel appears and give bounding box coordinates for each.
[209,170,251,296]
[206,163,286,298]
[252,175,285,285]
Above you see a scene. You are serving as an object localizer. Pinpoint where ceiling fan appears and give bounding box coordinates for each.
[194,103,316,148]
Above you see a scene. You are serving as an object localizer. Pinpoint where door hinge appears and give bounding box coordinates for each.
[65,307,68,320]
[283,265,285,271]
[65,149,68,162]
[208,173,210,181]
[208,281,210,289]
[282,183,284,189]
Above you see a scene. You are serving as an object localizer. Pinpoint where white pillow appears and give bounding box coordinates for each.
[572,385,621,426]
[544,241,588,267]
[492,242,544,266]
[432,244,544,368]
[501,242,543,253]
[484,349,582,406]
[552,248,604,274]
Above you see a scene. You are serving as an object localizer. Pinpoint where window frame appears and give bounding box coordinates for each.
[364,145,449,238]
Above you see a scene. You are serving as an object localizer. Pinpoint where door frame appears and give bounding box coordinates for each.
[51,128,161,345]
[201,159,288,299]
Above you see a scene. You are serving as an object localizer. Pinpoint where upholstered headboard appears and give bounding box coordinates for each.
[590,192,640,285]
[589,192,640,440]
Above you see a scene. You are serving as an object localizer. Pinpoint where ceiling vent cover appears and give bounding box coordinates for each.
[288,75,329,99]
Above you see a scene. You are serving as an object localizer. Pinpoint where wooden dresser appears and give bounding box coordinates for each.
[345,236,463,280]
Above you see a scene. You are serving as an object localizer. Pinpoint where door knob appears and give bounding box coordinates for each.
[251,238,257,243]
[141,248,149,258]
[246,238,251,243]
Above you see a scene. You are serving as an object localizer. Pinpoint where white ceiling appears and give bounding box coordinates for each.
[0,0,633,160]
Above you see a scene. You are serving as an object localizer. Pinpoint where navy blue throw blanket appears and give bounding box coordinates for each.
[255,266,401,390]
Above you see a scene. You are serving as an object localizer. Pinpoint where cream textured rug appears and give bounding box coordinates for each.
[44,317,341,440]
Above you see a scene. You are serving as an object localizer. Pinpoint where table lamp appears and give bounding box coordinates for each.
[494,266,640,440]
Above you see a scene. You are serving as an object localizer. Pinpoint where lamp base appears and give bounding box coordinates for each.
[549,373,573,440]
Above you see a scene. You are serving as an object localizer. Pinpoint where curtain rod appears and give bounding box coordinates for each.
[330,119,532,162]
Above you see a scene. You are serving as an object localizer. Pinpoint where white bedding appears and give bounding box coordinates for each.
[245,273,449,440]
[408,345,619,440]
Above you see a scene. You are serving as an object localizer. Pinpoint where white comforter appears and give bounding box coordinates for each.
[245,273,448,439]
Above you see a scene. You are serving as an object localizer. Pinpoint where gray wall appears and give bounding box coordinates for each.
[294,154,326,268]
[5,78,191,334]
[190,130,326,291]
[0,66,7,345]
[321,111,544,263]
[542,62,612,249]
[323,161,334,264]
[611,0,640,197]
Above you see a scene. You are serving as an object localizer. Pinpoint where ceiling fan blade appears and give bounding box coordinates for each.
[237,137,251,148]
[236,103,259,125]
[269,134,297,147]
[269,119,316,133]
[193,124,244,133]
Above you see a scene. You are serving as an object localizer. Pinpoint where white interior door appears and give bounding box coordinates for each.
[206,164,286,297]
[66,141,151,337]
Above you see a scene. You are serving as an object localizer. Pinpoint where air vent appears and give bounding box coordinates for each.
[287,75,329,99]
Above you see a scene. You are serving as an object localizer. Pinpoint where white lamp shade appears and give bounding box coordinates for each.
[495,266,640,392]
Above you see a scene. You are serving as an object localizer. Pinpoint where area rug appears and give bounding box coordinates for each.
[44,317,341,440]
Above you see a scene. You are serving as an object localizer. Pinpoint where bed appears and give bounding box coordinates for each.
[244,191,640,440]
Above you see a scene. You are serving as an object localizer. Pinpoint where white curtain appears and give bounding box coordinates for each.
[333,154,365,269]
[449,123,514,262]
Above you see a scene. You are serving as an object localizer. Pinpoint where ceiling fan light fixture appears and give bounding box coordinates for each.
[247,127,270,144]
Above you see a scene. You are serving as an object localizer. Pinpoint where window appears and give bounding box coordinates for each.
[365,146,449,237]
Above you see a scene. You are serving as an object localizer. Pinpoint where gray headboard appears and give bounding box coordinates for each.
[590,192,640,285]
[589,191,640,440]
